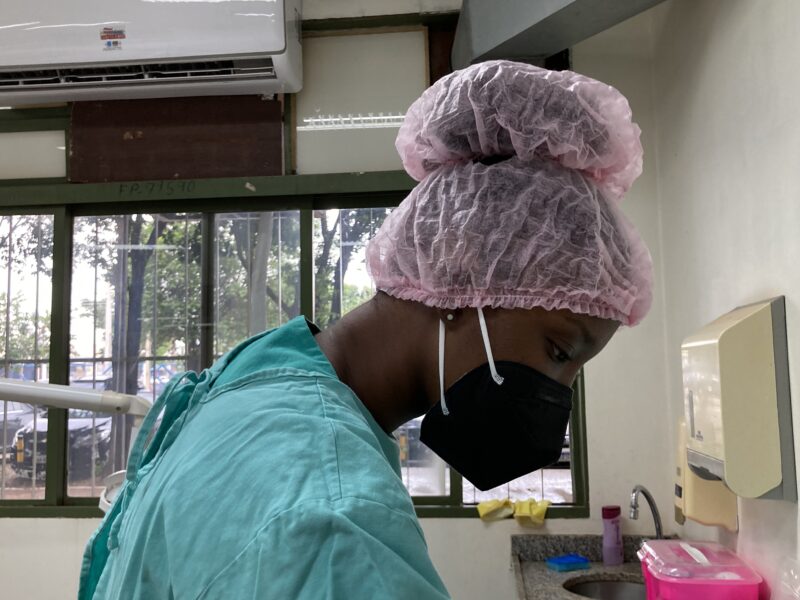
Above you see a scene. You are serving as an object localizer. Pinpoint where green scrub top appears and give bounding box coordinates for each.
[79,316,450,600]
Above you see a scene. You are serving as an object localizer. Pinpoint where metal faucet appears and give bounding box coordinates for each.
[629,484,663,539]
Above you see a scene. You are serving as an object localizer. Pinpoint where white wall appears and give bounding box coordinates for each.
[0,519,97,599]
[650,0,800,592]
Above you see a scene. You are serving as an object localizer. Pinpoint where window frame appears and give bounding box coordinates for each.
[0,107,589,520]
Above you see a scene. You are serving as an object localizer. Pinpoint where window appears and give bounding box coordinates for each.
[69,214,203,497]
[214,212,301,357]
[0,215,53,500]
[313,207,389,327]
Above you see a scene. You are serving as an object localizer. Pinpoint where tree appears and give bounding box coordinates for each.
[0,215,53,278]
[0,215,53,380]
[214,212,301,354]
[0,293,51,367]
[219,213,301,346]
[313,208,390,328]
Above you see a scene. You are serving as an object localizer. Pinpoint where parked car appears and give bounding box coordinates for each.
[70,362,114,390]
[397,417,436,467]
[12,410,113,481]
[71,361,181,398]
[1,402,38,459]
[147,363,180,398]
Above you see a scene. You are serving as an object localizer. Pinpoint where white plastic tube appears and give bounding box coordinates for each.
[0,378,152,416]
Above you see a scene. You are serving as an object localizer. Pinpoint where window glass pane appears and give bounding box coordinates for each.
[214,211,301,357]
[296,31,427,174]
[0,215,53,500]
[396,417,450,497]
[0,131,66,180]
[313,207,391,328]
[69,214,202,497]
[461,427,573,505]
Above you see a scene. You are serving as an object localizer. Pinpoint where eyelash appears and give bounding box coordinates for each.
[550,341,572,363]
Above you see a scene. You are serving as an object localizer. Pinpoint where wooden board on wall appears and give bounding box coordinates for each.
[428,26,456,83]
[69,96,282,182]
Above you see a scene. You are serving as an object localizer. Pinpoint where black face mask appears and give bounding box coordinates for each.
[419,361,573,491]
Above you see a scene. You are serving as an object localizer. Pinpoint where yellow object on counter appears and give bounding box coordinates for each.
[477,499,514,521]
[477,498,550,526]
[513,499,551,527]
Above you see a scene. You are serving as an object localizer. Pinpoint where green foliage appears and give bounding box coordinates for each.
[214,213,301,354]
[0,215,53,277]
[314,208,389,328]
[70,207,390,382]
[0,215,53,372]
[137,217,203,358]
[0,292,50,363]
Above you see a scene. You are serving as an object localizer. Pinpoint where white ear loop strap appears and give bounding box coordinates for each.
[478,307,505,385]
[438,318,449,415]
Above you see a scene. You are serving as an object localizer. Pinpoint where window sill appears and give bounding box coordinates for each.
[414,504,589,519]
[0,503,589,519]
[0,504,103,518]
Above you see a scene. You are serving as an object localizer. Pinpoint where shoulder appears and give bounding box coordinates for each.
[159,369,410,521]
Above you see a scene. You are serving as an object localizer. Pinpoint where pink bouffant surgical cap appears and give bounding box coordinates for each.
[365,60,653,326]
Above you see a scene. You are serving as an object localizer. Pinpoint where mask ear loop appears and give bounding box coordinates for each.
[478,307,505,385]
[439,318,449,415]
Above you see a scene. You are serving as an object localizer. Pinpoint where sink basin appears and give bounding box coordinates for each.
[564,580,646,600]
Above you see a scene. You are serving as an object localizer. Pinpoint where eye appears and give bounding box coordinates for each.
[549,341,573,364]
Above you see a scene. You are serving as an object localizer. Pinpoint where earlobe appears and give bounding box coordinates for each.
[436,308,462,324]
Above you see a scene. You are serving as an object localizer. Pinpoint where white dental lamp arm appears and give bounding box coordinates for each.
[0,377,154,513]
[0,378,152,417]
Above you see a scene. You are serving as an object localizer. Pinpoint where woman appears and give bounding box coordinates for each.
[80,60,652,600]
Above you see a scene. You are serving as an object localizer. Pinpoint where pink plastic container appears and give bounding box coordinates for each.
[637,540,762,600]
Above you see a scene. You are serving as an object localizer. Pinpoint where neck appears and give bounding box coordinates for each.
[315,295,436,433]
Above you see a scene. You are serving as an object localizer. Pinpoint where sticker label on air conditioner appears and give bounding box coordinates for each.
[101,26,126,51]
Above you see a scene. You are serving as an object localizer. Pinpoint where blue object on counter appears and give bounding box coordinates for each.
[545,553,591,572]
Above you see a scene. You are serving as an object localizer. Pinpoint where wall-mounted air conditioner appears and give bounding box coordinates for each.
[0,0,302,105]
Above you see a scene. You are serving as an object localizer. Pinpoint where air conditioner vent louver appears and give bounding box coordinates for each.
[0,58,276,90]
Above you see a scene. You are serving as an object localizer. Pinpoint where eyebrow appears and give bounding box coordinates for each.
[561,314,597,349]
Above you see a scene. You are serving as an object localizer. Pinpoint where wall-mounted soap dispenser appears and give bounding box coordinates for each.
[681,296,796,501]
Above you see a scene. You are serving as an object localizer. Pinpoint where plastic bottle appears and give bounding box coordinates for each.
[602,505,624,566]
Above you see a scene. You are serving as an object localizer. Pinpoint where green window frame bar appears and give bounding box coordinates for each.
[0,108,588,520]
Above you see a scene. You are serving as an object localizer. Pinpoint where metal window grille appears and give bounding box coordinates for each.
[0,215,52,500]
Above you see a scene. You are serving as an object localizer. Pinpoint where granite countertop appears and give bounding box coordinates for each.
[511,534,647,600]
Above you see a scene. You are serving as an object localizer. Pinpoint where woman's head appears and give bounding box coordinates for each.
[343,61,653,486]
